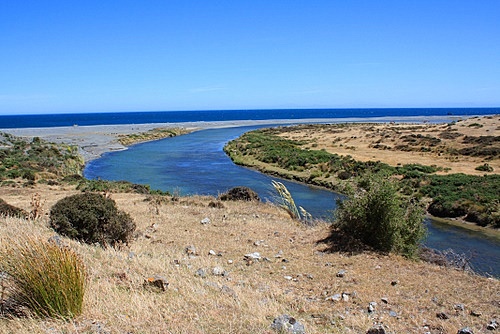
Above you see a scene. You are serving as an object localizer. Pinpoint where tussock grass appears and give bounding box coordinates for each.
[0,235,86,319]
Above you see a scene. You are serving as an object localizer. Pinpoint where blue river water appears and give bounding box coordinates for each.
[84,124,500,277]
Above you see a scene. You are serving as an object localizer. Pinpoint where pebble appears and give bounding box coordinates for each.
[200,217,211,225]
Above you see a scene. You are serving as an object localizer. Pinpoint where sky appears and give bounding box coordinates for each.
[1,1,499,115]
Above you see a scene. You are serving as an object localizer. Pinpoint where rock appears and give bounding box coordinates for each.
[201,217,211,225]
[208,249,217,256]
[185,245,197,256]
[457,328,474,334]
[336,269,346,278]
[227,259,233,264]
[275,250,283,258]
[454,303,465,311]
[487,319,498,330]
[341,293,349,302]
[389,310,397,317]
[366,325,386,334]
[381,297,389,304]
[195,268,207,278]
[144,275,169,291]
[390,280,399,286]
[326,294,342,302]
[368,302,377,313]
[436,312,449,320]
[284,276,293,280]
[271,314,305,334]
[244,252,261,265]
[212,266,227,276]
[470,310,482,317]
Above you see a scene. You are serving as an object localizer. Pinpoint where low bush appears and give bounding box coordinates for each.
[0,198,27,218]
[50,193,136,246]
[0,236,86,319]
[333,175,426,257]
[219,186,260,201]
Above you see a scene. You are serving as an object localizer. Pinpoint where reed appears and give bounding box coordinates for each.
[0,236,86,319]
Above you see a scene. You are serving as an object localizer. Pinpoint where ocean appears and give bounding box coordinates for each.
[0,107,498,128]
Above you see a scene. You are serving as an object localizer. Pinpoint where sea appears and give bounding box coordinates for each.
[0,107,498,128]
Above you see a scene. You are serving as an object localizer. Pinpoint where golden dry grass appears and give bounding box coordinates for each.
[0,185,498,333]
[277,115,499,175]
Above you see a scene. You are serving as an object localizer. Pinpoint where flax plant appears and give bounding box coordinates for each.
[0,236,86,319]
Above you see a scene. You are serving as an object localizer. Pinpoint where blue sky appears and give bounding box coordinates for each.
[1,1,499,115]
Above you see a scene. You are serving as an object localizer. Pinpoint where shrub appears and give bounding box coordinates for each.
[0,198,27,218]
[333,175,426,257]
[50,193,136,246]
[0,236,86,319]
[475,163,494,172]
[219,186,260,201]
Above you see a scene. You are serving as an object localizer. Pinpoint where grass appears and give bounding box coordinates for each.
[0,235,86,319]
[0,186,498,333]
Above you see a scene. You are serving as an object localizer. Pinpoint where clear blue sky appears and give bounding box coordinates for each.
[1,1,499,115]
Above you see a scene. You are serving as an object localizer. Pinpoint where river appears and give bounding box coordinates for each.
[84,125,500,277]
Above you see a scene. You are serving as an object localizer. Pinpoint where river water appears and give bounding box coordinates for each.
[84,125,500,277]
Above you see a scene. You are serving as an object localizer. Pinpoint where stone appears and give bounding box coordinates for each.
[381,297,389,304]
[341,293,349,302]
[212,266,226,276]
[336,269,346,278]
[470,310,482,317]
[208,249,217,256]
[201,217,211,225]
[271,314,305,334]
[185,245,197,256]
[244,252,261,265]
[390,280,399,286]
[454,303,465,311]
[144,275,169,291]
[436,312,449,320]
[487,319,498,330]
[284,276,293,280]
[389,310,397,317]
[325,294,342,302]
[457,328,474,334]
[368,302,377,313]
[195,268,207,278]
[366,325,386,334]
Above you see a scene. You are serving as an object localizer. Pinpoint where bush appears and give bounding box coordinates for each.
[0,198,27,218]
[219,186,260,201]
[49,193,136,246]
[333,175,426,257]
[0,236,86,319]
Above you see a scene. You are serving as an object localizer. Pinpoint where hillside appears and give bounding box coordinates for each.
[0,184,498,333]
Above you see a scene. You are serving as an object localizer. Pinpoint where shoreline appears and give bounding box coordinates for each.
[0,115,474,162]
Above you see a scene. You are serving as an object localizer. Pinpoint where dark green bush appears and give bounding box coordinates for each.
[49,193,136,246]
[333,175,426,257]
[219,186,260,201]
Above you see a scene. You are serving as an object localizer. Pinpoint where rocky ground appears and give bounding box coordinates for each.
[0,184,498,333]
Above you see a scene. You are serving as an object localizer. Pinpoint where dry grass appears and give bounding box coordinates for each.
[277,115,500,175]
[0,185,498,333]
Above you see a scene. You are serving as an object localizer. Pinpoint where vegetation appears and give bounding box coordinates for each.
[271,180,312,222]
[333,175,426,257]
[224,127,500,228]
[117,127,191,146]
[0,235,86,319]
[0,132,84,184]
[219,186,260,201]
[49,193,136,246]
[0,198,27,218]
[76,178,170,195]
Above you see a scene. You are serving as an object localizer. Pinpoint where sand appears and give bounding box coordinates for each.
[0,115,486,163]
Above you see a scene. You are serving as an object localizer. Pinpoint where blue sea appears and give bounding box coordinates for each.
[0,107,498,128]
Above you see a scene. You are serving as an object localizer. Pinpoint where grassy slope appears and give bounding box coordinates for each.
[0,185,499,333]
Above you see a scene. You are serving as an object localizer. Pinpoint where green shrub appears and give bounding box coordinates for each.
[0,236,86,319]
[49,193,136,246]
[475,163,494,172]
[333,175,426,257]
